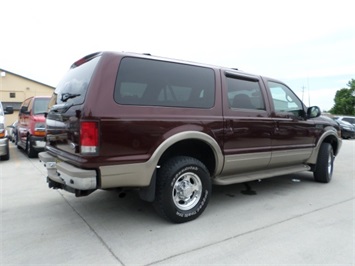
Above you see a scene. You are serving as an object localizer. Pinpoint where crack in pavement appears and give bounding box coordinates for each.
[145,197,354,266]
[58,191,125,266]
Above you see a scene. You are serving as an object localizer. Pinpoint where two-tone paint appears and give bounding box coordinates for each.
[39,52,342,196]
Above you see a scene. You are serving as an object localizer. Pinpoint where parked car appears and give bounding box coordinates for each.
[6,120,18,143]
[0,101,14,160]
[333,115,355,127]
[17,96,51,158]
[332,118,355,139]
[39,51,342,223]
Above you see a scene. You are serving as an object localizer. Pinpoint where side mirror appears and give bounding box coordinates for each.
[307,106,321,119]
[4,106,13,115]
[20,106,29,114]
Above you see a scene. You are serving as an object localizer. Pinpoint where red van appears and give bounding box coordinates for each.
[17,96,51,158]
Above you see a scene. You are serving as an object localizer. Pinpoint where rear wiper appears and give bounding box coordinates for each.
[50,102,74,113]
[61,93,80,102]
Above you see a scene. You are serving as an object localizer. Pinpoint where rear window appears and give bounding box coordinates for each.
[53,55,100,105]
[114,57,215,108]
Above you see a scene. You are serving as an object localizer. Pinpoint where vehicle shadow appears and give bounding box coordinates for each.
[54,171,317,226]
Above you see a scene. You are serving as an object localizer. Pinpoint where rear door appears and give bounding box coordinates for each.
[264,78,316,167]
[221,71,274,177]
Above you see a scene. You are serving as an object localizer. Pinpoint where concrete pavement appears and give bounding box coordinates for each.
[1,141,354,265]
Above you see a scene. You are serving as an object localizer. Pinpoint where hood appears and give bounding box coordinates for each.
[319,115,338,127]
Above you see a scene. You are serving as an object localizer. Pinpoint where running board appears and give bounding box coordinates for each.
[213,164,311,185]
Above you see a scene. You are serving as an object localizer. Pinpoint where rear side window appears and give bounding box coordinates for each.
[53,55,101,106]
[226,77,265,110]
[114,57,215,108]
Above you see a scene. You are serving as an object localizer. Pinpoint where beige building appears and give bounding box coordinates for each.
[0,68,54,126]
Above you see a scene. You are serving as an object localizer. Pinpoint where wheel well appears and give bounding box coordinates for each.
[158,139,216,176]
[322,135,339,156]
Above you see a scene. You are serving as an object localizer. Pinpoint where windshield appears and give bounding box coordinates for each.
[34,98,51,114]
[52,55,101,106]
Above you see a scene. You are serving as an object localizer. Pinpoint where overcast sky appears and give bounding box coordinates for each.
[1,0,354,111]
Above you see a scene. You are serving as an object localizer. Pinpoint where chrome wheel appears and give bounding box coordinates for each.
[327,153,333,175]
[314,143,334,183]
[172,172,202,211]
[154,156,211,223]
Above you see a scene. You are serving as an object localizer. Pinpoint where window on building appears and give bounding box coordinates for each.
[9,92,16,98]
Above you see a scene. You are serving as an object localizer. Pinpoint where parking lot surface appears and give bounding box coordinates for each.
[1,141,354,265]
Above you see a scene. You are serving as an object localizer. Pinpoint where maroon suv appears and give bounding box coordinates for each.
[39,52,342,223]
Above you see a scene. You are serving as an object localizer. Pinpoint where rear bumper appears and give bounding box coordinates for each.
[39,151,97,190]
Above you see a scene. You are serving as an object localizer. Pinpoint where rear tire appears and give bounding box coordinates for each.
[313,143,334,183]
[154,156,211,223]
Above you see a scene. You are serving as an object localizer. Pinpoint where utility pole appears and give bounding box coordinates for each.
[307,77,311,107]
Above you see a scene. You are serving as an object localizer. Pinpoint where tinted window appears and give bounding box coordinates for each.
[114,57,215,108]
[343,117,355,124]
[20,98,31,113]
[53,55,100,106]
[268,81,303,113]
[227,77,265,110]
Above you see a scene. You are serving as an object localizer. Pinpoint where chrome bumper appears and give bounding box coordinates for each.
[39,152,97,190]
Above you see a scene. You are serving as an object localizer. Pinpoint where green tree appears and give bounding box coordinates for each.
[329,79,355,115]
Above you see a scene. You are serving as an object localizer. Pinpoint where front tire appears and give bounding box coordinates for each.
[26,136,37,158]
[313,143,334,183]
[154,156,211,223]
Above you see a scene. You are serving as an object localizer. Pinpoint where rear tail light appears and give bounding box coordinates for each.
[80,121,99,154]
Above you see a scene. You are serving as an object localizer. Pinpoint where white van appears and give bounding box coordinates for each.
[0,101,14,160]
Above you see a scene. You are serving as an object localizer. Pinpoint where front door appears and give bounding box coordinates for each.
[265,79,316,167]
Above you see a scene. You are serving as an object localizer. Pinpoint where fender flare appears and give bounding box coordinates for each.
[306,127,342,165]
[149,131,224,176]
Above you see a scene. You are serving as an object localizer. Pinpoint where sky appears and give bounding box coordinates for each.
[1,0,354,111]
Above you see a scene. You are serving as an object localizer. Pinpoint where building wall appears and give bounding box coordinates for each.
[0,69,54,126]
